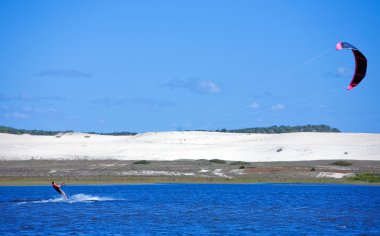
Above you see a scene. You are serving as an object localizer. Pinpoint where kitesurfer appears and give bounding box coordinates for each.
[52,181,67,200]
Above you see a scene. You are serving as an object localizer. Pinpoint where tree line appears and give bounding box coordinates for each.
[215,124,340,134]
[0,124,339,136]
[0,125,136,136]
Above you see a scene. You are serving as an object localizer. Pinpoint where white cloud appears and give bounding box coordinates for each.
[91,97,176,111]
[165,78,221,94]
[19,106,58,114]
[4,112,28,119]
[197,80,221,93]
[36,69,91,78]
[98,120,107,124]
[0,93,68,102]
[248,102,260,110]
[33,107,58,113]
[336,67,352,77]
[271,104,285,111]
[2,105,59,121]
[255,117,264,122]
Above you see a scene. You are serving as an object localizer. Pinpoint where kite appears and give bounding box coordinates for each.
[336,42,367,90]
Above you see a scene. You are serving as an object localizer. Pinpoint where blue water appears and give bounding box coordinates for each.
[1,184,380,235]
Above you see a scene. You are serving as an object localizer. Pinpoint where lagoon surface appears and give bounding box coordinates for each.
[1,184,380,235]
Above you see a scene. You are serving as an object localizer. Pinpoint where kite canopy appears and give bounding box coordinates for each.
[336,42,367,90]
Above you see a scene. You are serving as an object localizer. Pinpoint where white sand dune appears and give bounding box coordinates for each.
[0,132,379,162]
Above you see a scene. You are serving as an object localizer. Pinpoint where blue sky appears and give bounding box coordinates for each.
[1,0,379,133]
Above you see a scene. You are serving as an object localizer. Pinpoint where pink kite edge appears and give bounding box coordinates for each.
[336,42,343,50]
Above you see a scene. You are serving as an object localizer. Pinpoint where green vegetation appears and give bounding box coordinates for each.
[1,124,339,136]
[0,125,63,136]
[133,160,150,165]
[90,131,137,136]
[330,160,352,166]
[347,173,380,183]
[229,161,250,165]
[209,159,227,164]
[0,125,136,136]
[2,175,378,186]
[216,124,340,134]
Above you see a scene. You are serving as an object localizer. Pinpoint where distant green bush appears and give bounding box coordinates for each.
[216,124,340,134]
[348,173,380,183]
[0,125,62,136]
[1,124,339,136]
[0,125,137,136]
[133,160,150,164]
[238,165,245,169]
[97,131,137,136]
[229,161,249,165]
[330,160,352,166]
[209,159,227,164]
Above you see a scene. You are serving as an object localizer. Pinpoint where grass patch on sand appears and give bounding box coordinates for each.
[347,173,380,183]
[229,161,250,165]
[1,175,380,186]
[0,176,348,185]
[133,160,150,164]
[209,159,227,164]
[330,160,352,166]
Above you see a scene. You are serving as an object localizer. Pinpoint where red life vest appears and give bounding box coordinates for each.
[52,183,62,193]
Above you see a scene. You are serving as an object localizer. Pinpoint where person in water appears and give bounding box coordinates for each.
[52,181,67,200]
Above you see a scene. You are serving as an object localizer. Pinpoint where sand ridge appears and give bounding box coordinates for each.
[0,132,379,162]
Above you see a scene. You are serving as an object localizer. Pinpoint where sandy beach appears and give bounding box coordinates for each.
[1,132,380,185]
[1,132,380,162]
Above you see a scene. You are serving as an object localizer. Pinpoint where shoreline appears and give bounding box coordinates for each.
[1,176,379,186]
[1,159,379,186]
